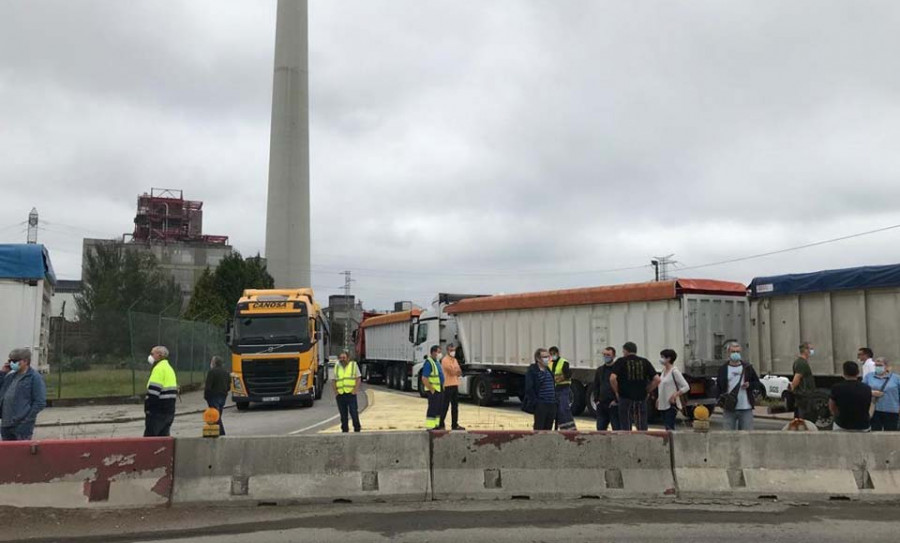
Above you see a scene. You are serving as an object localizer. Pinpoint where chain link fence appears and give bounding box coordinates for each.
[47,311,229,400]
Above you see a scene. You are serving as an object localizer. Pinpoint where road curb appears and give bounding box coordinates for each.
[36,404,234,428]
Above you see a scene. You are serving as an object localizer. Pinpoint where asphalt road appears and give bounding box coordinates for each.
[368,383,789,431]
[32,386,366,440]
[7,500,900,543]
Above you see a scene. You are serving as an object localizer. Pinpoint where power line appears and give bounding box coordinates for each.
[677,222,900,273]
[309,262,652,278]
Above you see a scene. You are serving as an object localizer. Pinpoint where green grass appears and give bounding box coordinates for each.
[45,368,209,399]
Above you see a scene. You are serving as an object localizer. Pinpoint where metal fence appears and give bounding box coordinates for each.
[47,311,229,400]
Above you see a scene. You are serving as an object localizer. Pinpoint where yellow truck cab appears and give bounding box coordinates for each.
[227,288,329,410]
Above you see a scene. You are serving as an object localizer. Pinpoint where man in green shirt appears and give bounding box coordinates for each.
[791,342,817,420]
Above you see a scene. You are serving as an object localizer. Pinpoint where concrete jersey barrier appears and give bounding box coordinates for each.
[173,432,431,505]
[672,431,900,500]
[0,438,174,508]
[430,431,676,500]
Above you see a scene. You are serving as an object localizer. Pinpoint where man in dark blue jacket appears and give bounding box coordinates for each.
[0,348,47,441]
[523,348,557,430]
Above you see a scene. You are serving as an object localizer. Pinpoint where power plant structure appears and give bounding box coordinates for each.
[265,0,311,288]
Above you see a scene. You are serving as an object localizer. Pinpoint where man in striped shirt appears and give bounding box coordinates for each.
[145,345,178,437]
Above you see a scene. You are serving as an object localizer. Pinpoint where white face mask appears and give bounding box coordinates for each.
[147,354,156,365]
[448,351,456,357]
[540,357,550,364]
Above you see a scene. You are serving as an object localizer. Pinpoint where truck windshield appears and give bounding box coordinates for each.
[235,316,310,347]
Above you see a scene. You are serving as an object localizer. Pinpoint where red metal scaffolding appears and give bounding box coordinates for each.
[131,188,228,244]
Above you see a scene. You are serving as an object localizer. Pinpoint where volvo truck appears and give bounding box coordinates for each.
[227,288,329,410]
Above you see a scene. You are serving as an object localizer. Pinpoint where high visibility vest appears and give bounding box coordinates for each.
[335,361,359,394]
[553,357,571,386]
[425,357,442,393]
[147,359,178,402]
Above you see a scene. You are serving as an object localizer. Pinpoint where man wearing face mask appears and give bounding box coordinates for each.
[716,342,763,430]
[592,346,620,430]
[0,348,46,441]
[144,345,178,437]
[791,342,817,421]
[439,344,465,431]
[422,345,445,431]
[863,357,900,431]
[524,348,557,430]
[549,346,576,431]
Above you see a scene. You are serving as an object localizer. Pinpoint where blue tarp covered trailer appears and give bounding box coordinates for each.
[0,244,57,284]
[748,263,900,386]
[749,264,900,298]
[0,244,56,373]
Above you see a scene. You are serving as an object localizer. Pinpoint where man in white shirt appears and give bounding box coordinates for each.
[858,347,876,379]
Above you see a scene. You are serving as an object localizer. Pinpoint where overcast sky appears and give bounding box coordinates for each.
[2,1,900,310]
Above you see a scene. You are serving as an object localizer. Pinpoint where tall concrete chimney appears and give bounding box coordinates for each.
[265,0,311,288]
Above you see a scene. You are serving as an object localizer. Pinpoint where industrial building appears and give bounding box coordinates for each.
[82,188,232,306]
[324,294,364,357]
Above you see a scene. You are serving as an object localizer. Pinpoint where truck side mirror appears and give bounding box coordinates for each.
[225,320,234,352]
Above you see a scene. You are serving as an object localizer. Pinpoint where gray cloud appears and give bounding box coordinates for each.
[2,0,900,310]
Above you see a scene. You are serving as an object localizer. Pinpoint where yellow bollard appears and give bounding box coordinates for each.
[692,405,710,432]
[202,407,221,438]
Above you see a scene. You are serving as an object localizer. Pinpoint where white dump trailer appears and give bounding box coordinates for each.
[447,279,749,416]
[749,263,900,388]
[0,244,56,373]
[358,309,422,390]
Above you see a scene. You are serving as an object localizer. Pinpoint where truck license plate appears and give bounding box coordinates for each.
[262,396,280,402]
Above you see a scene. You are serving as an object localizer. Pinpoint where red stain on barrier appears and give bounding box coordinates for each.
[664,487,677,495]
[0,438,174,503]
[561,432,588,445]
[472,431,533,450]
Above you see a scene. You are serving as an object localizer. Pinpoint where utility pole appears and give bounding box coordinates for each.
[341,270,355,352]
[27,208,38,244]
[651,254,677,281]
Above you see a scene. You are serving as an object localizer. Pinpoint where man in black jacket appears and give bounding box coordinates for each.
[716,342,764,431]
[204,356,230,436]
[593,346,619,430]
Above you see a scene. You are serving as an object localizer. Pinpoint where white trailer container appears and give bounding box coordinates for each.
[359,294,485,392]
[749,264,900,388]
[0,244,56,373]
[447,279,749,416]
[358,309,421,390]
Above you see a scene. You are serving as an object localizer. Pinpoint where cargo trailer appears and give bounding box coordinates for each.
[749,263,900,389]
[445,279,749,417]
[0,244,56,373]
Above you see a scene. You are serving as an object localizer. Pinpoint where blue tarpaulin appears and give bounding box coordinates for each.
[0,244,57,285]
[749,263,900,298]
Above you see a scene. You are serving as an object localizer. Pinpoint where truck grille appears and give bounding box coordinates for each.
[242,358,299,397]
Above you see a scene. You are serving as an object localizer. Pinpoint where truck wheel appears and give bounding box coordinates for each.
[235,401,249,412]
[473,376,494,406]
[388,366,398,389]
[569,381,586,416]
[681,405,695,420]
[314,372,324,400]
[584,383,597,417]
[400,370,411,392]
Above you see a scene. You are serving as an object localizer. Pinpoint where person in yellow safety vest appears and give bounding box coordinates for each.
[333,350,362,433]
[144,345,178,437]
[422,345,445,430]
[549,346,577,431]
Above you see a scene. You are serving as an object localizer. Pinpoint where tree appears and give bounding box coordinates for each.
[76,243,183,357]
[185,252,275,324]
